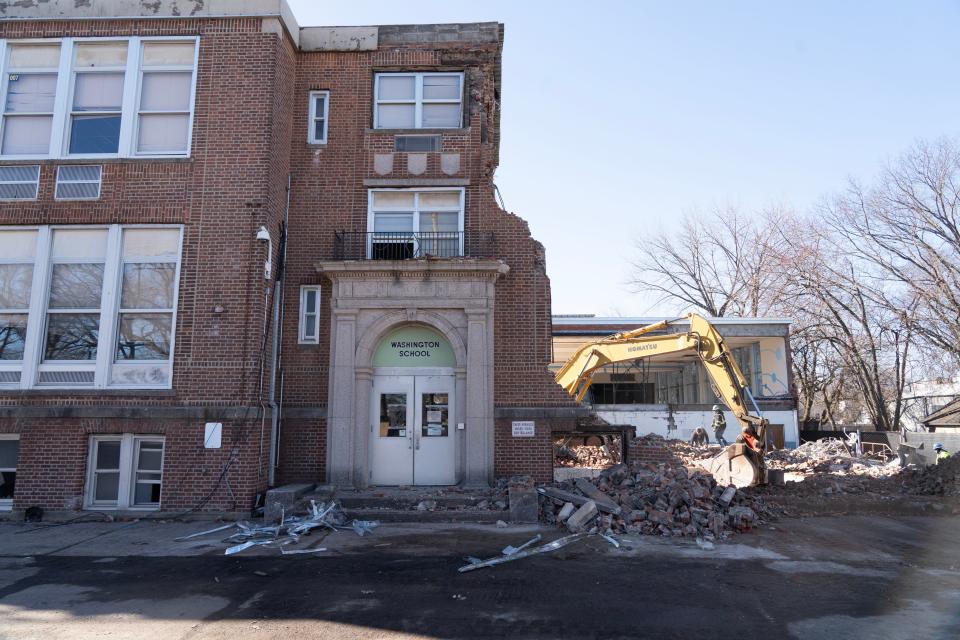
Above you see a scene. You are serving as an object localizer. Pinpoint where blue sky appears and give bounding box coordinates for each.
[289,0,960,316]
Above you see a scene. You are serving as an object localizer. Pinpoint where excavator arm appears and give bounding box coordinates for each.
[555,313,769,486]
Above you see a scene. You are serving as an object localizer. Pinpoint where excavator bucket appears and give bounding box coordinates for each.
[699,444,764,488]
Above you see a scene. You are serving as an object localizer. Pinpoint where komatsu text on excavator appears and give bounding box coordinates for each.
[554,313,769,487]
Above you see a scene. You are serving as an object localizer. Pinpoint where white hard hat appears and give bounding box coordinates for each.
[712,405,721,411]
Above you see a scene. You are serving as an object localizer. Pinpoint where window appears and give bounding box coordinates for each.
[299,285,320,344]
[1,43,60,156]
[0,435,18,510]
[86,434,163,509]
[68,42,127,154]
[394,135,440,152]
[135,41,196,155]
[308,90,329,144]
[367,188,464,259]
[0,225,182,389]
[374,72,463,129]
[0,164,39,200]
[0,37,198,159]
[55,165,102,200]
[0,229,36,386]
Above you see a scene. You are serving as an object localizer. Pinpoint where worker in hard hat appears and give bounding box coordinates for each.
[934,442,951,465]
[711,405,728,446]
[690,427,709,447]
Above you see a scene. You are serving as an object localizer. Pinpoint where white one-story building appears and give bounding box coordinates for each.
[551,315,799,449]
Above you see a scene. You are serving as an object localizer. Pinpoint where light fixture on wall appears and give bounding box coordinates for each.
[256,225,272,280]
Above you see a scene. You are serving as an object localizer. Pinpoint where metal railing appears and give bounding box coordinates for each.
[333,231,495,260]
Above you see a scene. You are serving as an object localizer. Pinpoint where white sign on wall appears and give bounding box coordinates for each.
[512,421,535,437]
[204,422,222,449]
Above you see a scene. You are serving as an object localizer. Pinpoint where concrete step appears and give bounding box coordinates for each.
[342,508,506,523]
[336,494,499,510]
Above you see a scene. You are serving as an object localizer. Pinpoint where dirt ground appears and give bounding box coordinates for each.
[0,514,959,639]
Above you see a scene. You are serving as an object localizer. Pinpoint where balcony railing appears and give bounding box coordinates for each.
[333,231,496,260]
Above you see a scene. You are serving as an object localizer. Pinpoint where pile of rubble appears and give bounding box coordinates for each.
[901,454,960,497]
[539,461,770,541]
[554,440,622,468]
[766,439,884,473]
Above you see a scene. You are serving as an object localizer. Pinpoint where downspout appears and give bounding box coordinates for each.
[267,174,291,486]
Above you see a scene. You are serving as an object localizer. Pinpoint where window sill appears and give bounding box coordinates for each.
[365,127,470,135]
[0,388,177,397]
[0,157,194,165]
[307,141,328,147]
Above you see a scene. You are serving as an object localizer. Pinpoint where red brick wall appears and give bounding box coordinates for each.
[5,416,265,512]
[0,18,576,504]
[0,16,295,510]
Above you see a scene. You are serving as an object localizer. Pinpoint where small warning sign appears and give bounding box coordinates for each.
[511,421,535,437]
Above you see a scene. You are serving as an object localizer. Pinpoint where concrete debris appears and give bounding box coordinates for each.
[557,502,575,522]
[495,520,508,528]
[458,533,588,573]
[540,459,770,540]
[566,500,599,533]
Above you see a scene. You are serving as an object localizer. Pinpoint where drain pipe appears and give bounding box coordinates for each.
[267,174,291,486]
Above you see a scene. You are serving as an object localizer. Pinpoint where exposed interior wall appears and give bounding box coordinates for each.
[593,407,800,449]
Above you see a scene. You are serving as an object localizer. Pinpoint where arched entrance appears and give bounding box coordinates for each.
[370,325,457,485]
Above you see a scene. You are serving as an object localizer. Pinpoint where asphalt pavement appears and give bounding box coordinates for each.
[0,515,959,639]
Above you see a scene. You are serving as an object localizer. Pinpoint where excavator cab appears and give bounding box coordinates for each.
[555,313,769,487]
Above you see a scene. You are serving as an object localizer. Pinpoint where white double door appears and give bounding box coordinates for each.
[371,373,455,485]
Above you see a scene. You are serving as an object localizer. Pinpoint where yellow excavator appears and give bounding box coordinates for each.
[555,313,768,487]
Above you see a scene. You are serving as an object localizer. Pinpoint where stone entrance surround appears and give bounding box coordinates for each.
[317,259,509,488]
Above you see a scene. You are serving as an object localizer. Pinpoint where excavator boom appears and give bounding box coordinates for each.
[555,313,769,486]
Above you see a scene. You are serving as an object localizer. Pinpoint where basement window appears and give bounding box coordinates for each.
[86,434,163,510]
[0,434,18,510]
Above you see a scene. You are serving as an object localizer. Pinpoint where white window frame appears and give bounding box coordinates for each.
[54,164,102,200]
[307,90,329,144]
[373,72,463,130]
[85,434,164,510]
[298,285,321,344]
[0,433,19,511]
[0,224,183,390]
[366,187,465,259]
[0,36,199,160]
[0,165,40,200]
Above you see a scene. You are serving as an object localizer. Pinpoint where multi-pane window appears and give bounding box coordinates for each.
[87,434,163,509]
[136,41,196,155]
[0,37,198,159]
[43,228,107,365]
[0,435,18,510]
[368,188,463,258]
[69,41,127,154]
[374,72,463,129]
[0,225,182,389]
[299,285,320,344]
[1,43,60,155]
[0,229,37,385]
[308,90,329,144]
[113,228,178,379]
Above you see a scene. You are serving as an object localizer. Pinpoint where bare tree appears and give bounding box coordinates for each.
[628,207,789,317]
[828,138,960,364]
[780,222,916,431]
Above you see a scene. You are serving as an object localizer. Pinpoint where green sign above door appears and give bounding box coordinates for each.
[373,325,456,367]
